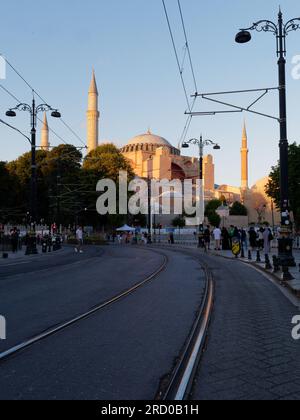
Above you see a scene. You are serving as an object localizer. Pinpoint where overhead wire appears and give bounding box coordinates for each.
[1,55,86,148]
[162,0,200,148]
[162,0,193,114]
[177,0,198,94]
[0,83,70,145]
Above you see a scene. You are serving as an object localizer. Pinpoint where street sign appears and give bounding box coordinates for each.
[232,237,241,257]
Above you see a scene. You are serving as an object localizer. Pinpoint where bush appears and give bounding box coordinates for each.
[230,201,248,216]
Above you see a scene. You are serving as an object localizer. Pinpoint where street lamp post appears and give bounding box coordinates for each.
[235,8,300,276]
[6,98,61,254]
[182,136,221,247]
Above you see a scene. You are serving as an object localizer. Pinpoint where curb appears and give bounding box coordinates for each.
[209,251,300,299]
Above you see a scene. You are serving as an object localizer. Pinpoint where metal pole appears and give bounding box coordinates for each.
[277,10,290,228]
[199,136,205,223]
[148,176,151,242]
[271,199,275,233]
[198,136,204,247]
[277,10,295,270]
[30,99,37,230]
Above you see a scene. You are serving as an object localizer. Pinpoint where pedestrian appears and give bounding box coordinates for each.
[228,225,235,248]
[169,232,175,245]
[264,228,273,255]
[241,228,248,251]
[258,228,264,250]
[143,233,148,245]
[295,231,300,249]
[221,227,230,250]
[233,227,241,241]
[213,226,222,251]
[204,226,211,250]
[248,227,258,251]
[10,227,19,253]
[75,226,84,253]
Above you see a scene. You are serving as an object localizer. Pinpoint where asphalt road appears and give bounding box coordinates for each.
[0,246,206,400]
[0,246,166,352]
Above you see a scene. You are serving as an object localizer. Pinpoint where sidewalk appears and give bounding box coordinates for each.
[0,246,68,265]
[209,247,300,298]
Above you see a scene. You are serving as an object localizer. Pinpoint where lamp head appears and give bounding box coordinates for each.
[6,110,16,117]
[235,30,252,44]
[51,110,61,118]
[181,143,190,149]
[213,144,221,150]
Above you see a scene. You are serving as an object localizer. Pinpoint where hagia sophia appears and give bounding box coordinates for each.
[40,71,280,226]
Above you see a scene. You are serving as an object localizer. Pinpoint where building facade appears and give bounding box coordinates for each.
[85,71,279,225]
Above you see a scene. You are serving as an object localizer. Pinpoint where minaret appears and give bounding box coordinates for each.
[241,122,249,190]
[87,70,100,153]
[41,112,50,151]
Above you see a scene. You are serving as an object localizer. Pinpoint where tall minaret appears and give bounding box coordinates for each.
[87,70,100,153]
[241,122,249,190]
[41,112,50,151]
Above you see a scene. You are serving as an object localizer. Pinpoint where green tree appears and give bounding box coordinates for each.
[83,144,134,182]
[0,162,21,222]
[43,145,83,225]
[230,201,248,216]
[266,143,300,228]
[205,199,222,216]
[6,150,49,222]
[82,144,135,229]
[205,199,222,227]
[207,212,221,228]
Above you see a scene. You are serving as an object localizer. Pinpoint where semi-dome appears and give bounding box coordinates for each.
[121,130,180,156]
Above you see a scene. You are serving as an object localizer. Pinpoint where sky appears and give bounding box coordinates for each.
[0,0,300,187]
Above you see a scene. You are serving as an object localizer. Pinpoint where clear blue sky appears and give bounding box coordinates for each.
[0,0,299,187]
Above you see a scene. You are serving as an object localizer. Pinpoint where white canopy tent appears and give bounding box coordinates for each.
[116,225,136,232]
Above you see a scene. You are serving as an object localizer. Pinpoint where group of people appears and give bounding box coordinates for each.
[201,225,275,255]
[116,232,153,245]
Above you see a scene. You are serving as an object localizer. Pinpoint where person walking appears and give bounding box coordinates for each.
[10,227,19,253]
[233,227,241,241]
[258,228,264,251]
[75,226,84,253]
[248,227,258,251]
[241,228,248,251]
[213,226,222,251]
[221,227,230,250]
[228,225,235,248]
[204,226,211,251]
[295,231,300,249]
[263,228,273,255]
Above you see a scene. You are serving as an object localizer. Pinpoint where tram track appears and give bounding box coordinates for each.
[0,245,215,403]
[0,247,168,363]
[152,246,215,401]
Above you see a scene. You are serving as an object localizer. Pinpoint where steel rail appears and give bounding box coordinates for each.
[154,247,214,401]
[0,249,168,363]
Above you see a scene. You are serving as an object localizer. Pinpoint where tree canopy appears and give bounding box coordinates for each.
[230,201,248,216]
[1,143,135,229]
[266,143,300,228]
[205,199,222,227]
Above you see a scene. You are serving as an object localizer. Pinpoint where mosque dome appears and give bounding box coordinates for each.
[121,130,180,155]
